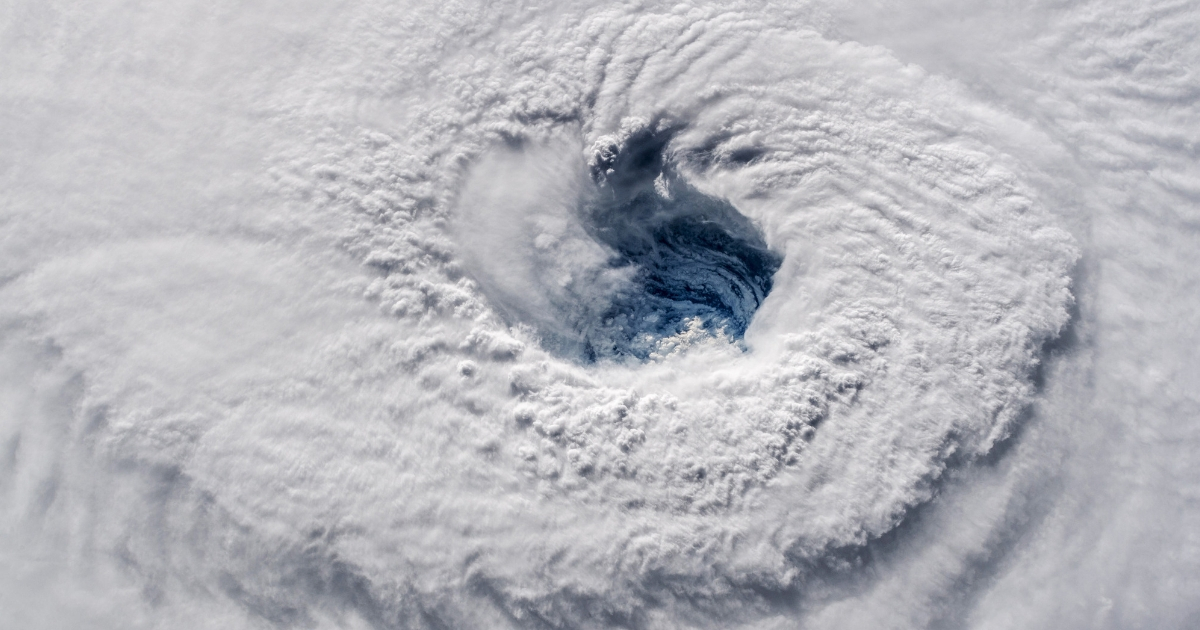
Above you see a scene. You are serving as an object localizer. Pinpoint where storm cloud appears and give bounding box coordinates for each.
[1,1,1197,628]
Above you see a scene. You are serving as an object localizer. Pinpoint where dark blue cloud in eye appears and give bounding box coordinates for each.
[570,124,781,361]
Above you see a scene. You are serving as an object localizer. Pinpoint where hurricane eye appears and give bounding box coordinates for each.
[575,127,782,361]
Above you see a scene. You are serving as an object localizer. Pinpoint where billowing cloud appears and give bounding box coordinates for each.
[1,0,1196,629]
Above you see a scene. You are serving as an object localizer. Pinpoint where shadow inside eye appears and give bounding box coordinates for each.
[569,126,781,362]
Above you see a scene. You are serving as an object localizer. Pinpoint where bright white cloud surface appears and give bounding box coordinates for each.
[1,0,1198,628]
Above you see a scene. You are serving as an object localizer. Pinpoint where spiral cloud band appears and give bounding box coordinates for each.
[2,0,1198,628]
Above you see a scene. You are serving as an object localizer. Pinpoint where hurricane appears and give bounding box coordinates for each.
[2,1,1198,629]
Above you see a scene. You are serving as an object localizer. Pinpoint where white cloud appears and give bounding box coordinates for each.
[1,0,1196,628]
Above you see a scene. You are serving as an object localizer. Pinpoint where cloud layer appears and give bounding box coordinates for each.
[1,0,1196,628]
